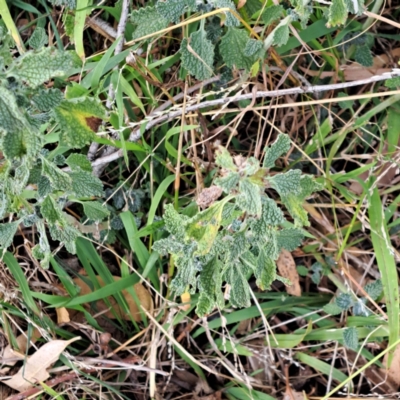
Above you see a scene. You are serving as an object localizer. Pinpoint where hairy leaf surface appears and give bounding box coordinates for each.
[180,27,215,80]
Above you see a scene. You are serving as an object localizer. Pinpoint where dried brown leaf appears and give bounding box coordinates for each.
[0,328,42,374]
[3,337,80,392]
[276,249,301,296]
[56,307,70,324]
[382,344,400,388]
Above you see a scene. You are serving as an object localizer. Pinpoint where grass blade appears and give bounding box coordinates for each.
[3,252,40,315]
[368,185,399,366]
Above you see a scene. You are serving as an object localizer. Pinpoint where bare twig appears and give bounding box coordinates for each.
[91,69,400,167]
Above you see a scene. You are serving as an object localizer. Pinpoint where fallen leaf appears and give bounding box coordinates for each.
[382,344,400,388]
[72,276,153,322]
[0,328,42,374]
[56,307,70,324]
[276,249,301,296]
[3,336,80,392]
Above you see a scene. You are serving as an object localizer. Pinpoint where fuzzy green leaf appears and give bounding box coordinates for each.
[82,201,110,221]
[131,6,169,40]
[227,264,251,308]
[364,279,383,301]
[38,175,52,198]
[152,237,184,255]
[336,292,353,310]
[28,27,48,50]
[49,223,81,244]
[54,97,106,149]
[262,5,283,26]
[180,27,215,80]
[255,249,276,290]
[70,170,103,198]
[0,86,25,133]
[170,244,198,294]
[323,302,343,315]
[41,157,72,191]
[236,179,262,216]
[355,44,373,67]
[385,77,400,89]
[32,88,63,112]
[264,15,291,50]
[328,0,348,27]
[156,0,196,23]
[263,229,279,259]
[243,39,263,57]
[197,257,223,316]
[0,221,19,249]
[269,169,302,196]
[215,172,240,193]
[227,231,249,261]
[40,196,63,224]
[66,153,92,172]
[220,28,255,70]
[263,133,291,169]
[2,131,26,159]
[273,24,290,46]
[215,146,237,170]
[8,48,79,88]
[343,327,358,350]
[276,228,304,251]
[163,203,189,239]
[210,0,240,26]
[251,198,284,237]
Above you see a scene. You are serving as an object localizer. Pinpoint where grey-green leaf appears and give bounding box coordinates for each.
[66,153,92,172]
[41,157,72,191]
[28,27,48,50]
[237,179,262,216]
[343,327,358,350]
[220,28,255,70]
[8,48,79,88]
[262,5,283,25]
[180,28,215,80]
[82,201,110,221]
[40,196,64,224]
[263,133,291,169]
[70,170,103,198]
[131,6,169,40]
[0,221,19,249]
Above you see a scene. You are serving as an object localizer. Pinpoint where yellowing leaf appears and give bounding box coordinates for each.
[4,337,80,392]
[54,97,106,149]
[72,275,153,322]
[185,199,227,255]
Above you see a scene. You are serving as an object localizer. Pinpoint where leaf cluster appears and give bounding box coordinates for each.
[129,0,366,81]
[153,134,323,316]
[0,32,111,267]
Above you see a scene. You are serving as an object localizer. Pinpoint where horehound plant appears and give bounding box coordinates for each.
[0,27,109,268]
[153,134,323,316]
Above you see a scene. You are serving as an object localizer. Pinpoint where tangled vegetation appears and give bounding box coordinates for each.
[0,0,399,399]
